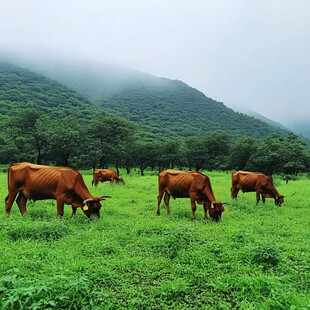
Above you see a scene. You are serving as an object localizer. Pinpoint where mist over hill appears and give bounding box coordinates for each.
[0,56,293,140]
[234,108,310,141]
[0,61,102,121]
[285,121,310,140]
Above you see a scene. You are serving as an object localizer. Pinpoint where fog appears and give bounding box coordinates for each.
[1,0,310,126]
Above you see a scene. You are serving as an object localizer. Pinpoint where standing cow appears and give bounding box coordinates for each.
[231,170,284,206]
[5,162,110,218]
[157,169,226,221]
[92,169,125,186]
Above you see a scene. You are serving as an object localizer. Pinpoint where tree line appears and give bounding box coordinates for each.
[1,109,309,177]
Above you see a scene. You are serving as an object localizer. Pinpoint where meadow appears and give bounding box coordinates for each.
[0,169,309,309]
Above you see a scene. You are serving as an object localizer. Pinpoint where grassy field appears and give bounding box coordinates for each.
[0,169,309,309]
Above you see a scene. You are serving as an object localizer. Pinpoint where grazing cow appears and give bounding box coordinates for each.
[92,169,125,186]
[5,162,110,218]
[231,170,284,206]
[157,169,226,221]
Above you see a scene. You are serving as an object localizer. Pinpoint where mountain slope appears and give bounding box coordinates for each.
[0,61,102,120]
[101,87,288,138]
[0,58,291,139]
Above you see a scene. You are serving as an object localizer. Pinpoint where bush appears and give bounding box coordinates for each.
[250,243,282,271]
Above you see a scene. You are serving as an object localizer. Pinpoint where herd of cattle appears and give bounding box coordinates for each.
[4,162,285,221]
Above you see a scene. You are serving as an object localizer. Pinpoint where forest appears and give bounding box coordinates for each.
[0,61,309,176]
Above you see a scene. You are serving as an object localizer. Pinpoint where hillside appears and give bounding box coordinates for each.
[0,61,103,121]
[0,59,291,139]
[100,86,289,138]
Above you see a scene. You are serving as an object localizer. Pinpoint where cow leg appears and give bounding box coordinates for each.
[189,194,197,220]
[203,204,208,220]
[157,189,165,215]
[163,192,171,215]
[231,186,239,199]
[71,206,77,217]
[256,191,261,205]
[56,200,65,217]
[16,192,28,215]
[5,191,19,215]
[262,194,266,203]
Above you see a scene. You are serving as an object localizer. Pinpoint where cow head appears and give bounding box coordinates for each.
[81,198,102,218]
[275,195,285,206]
[207,202,226,222]
[81,196,111,218]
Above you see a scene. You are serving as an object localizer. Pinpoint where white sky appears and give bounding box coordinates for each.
[1,0,310,125]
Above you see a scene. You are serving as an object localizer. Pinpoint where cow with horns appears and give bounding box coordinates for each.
[231,170,284,206]
[157,169,227,221]
[5,162,110,218]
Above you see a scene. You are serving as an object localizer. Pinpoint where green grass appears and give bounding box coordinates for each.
[0,170,309,309]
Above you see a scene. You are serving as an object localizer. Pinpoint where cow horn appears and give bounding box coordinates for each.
[83,198,93,204]
[211,202,215,209]
[99,195,112,200]
[222,202,229,205]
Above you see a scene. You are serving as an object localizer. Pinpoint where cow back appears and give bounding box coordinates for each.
[159,169,213,199]
[8,162,81,200]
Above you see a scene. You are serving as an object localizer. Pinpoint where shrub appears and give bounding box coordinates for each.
[251,243,282,271]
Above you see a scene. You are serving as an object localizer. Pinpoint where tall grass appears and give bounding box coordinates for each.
[0,170,309,309]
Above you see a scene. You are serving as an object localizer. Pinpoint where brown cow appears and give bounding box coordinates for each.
[92,169,125,186]
[231,170,284,206]
[157,169,226,221]
[5,162,110,218]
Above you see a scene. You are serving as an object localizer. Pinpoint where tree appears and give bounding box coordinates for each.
[229,136,258,170]
[184,136,206,171]
[157,139,182,171]
[202,131,231,170]
[48,117,83,167]
[132,141,157,175]
[87,115,136,170]
[281,133,310,175]
[8,109,51,164]
[246,134,285,175]
[184,131,230,171]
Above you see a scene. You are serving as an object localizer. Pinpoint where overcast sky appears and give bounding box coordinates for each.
[1,0,310,126]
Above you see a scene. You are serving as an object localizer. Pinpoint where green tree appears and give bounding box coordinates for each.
[87,115,136,170]
[202,131,231,170]
[8,109,51,164]
[229,136,258,170]
[247,134,285,175]
[48,117,83,167]
[157,139,182,171]
[184,131,230,171]
[132,141,157,175]
[281,133,310,175]
[184,136,205,171]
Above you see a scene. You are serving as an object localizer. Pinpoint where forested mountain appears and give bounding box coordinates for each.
[3,58,291,140]
[0,60,309,174]
[101,87,287,138]
[0,61,102,121]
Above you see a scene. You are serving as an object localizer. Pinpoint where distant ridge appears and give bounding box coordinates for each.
[0,56,293,139]
[236,109,289,131]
